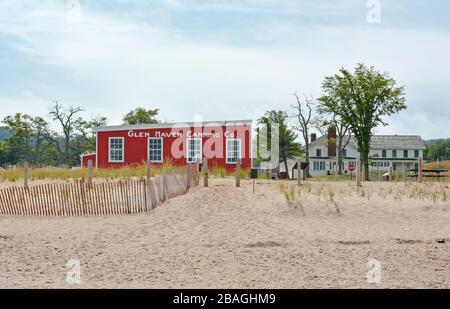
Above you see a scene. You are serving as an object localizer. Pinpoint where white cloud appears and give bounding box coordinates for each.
[0,1,449,139]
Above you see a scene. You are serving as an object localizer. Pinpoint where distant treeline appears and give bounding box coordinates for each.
[0,104,159,168]
[425,139,450,162]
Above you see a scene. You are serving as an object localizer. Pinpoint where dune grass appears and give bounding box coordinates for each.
[0,162,251,182]
[0,163,187,182]
[277,179,449,217]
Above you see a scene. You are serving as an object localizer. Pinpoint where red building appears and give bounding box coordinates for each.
[81,120,253,172]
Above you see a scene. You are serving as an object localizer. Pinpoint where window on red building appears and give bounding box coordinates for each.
[148,138,163,163]
[226,139,241,164]
[187,138,202,163]
[109,137,124,162]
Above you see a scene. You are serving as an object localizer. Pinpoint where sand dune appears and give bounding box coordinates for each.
[1,179,449,288]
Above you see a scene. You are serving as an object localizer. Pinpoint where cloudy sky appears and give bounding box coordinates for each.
[0,0,449,139]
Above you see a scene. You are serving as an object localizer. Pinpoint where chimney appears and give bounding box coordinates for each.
[327,127,337,157]
[311,133,317,142]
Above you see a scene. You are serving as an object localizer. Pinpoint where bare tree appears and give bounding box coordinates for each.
[292,94,314,177]
[45,101,84,166]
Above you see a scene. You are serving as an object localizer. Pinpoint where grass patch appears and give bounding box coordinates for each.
[0,163,186,182]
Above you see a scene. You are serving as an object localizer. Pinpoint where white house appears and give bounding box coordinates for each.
[307,128,426,177]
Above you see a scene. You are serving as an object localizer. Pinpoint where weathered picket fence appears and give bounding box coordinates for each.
[0,165,199,217]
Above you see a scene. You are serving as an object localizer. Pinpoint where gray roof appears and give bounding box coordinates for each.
[95,119,253,132]
[310,135,426,150]
[370,135,426,150]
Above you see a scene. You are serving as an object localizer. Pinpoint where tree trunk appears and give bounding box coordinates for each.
[361,147,370,181]
[364,159,370,180]
[304,142,311,178]
[337,147,343,175]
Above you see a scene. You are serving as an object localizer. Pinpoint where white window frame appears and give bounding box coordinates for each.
[147,137,163,163]
[108,137,124,163]
[226,138,242,164]
[186,138,202,163]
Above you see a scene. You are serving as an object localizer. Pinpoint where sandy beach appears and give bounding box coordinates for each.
[1,178,449,288]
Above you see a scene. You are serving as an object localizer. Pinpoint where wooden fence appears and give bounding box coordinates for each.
[0,165,199,217]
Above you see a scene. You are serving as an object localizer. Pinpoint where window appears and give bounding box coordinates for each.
[148,138,163,163]
[341,149,347,157]
[187,138,202,163]
[382,149,387,158]
[392,150,397,158]
[316,149,322,157]
[403,150,408,158]
[109,137,124,162]
[320,162,325,170]
[226,139,241,164]
[414,150,419,158]
[313,161,325,170]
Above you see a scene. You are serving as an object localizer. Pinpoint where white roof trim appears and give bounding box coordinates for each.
[94,119,253,133]
[80,152,96,158]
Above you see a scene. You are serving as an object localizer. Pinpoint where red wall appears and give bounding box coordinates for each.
[96,124,252,172]
[81,154,96,168]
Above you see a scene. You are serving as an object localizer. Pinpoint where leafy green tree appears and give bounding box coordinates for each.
[75,115,108,152]
[1,104,107,167]
[258,110,303,179]
[425,139,450,161]
[1,113,53,165]
[123,107,159,125]
[318,64,406,180]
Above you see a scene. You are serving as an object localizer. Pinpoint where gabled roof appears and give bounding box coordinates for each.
[310,135,426,150]
[370,135,426,150]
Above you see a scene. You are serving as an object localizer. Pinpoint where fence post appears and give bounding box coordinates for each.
[356,156,362,187]
[236,159,241,188]
[162,172,169,202]
[203,158,208,187]
[196,161,200,186]
[24,161,29,189]
[418,157,423,182]
[297,159,301,186]
[87,160,93,189]
[186,164,191,192]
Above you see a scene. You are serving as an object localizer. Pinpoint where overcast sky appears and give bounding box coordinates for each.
[0,0,449,139]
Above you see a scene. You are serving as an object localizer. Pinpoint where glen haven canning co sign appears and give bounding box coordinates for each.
[127,130,238,139]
